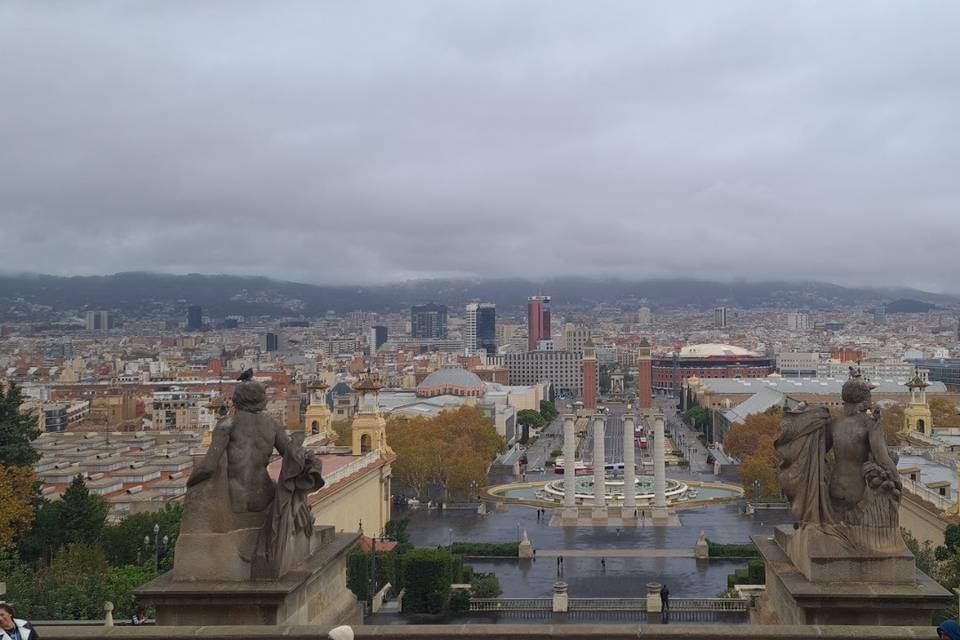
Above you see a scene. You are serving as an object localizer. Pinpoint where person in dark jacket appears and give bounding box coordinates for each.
[938,620,960,640]
[0,603,39,640]
[659,584,670,611]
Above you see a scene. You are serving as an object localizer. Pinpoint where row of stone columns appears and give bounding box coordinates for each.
[560,412,667,520]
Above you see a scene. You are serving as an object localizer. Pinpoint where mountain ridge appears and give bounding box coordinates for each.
[0,272,956,320]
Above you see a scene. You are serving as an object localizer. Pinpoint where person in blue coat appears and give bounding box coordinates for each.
[0,603,38,640]
[938,620,960,640]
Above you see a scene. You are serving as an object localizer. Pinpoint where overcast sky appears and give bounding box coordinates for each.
[2,2,959,291]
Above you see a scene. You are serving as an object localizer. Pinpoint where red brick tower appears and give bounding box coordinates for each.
[582,339,598,409]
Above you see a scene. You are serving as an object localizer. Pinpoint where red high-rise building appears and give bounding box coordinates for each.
[527,295,551,351]
[637,338,653,409]
[582,340,598,409]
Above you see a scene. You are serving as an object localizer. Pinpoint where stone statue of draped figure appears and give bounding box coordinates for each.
[775,371,904,554]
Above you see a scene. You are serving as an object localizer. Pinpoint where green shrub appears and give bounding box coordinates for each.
[727,559,765,588]
[449,590,471,612]
[460,564,475,584]
[449,542,519,557]
[747,559,765,584]
[346,549,370,601]
[400,549,454,614]
[471,572,503,598]
[706,540,759,557]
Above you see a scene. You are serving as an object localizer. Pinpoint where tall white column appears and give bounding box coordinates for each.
[623,412,637,513]
[592,414,607,519]
[652,412,668,522]
[561,415,578,522]
[562,415,577,509]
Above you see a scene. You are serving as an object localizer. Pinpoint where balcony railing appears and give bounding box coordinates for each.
[901,477,955,511]
[320,451,382,487]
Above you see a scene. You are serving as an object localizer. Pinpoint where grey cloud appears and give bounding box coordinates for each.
[2,1,960,290]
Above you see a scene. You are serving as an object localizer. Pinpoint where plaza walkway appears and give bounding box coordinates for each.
[534,548,694,558]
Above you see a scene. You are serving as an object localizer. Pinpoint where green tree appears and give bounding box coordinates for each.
[945,524,960,552]
[470,572,503,597]
[0,382,41,467]
[685,404,710,430]
[517,409,546,444]
[101,504,183,567]
[539,400,558,422]
[60,475,109,545]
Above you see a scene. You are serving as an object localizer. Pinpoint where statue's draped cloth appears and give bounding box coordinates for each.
[253,442,325,578]
[776,406,834,526]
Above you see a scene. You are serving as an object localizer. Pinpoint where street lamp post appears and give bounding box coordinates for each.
[144,523,169,573]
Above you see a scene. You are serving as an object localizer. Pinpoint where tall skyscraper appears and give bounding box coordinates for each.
[85,310,112,331]
[465,303,496,355]
[786,312,810,330]
[411,303,448,339]
[527,295,551,351]
[263,332,280,352]
[187,305,203,331]
[369,325,388,355]
[714,306,728,329]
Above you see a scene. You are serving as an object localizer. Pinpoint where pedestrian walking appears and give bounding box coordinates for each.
[600,557,606,569]
[0,603,39,640]
[660,584,670,612]
[131,606,147,625]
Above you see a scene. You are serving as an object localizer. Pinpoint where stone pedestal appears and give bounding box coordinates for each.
[694,531,709,560]
[137,530,361,628]
[552,581,569,613]
[645,582,663,624]
[518,531,534,559]
[754,526,953,626]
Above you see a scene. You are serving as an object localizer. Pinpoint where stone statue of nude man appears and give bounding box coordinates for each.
[187,382,293,514]
[173,380,324,581]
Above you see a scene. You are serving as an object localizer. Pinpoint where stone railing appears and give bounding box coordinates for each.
[470,598,552,611]
[470,597,746,613]
[901,477,954,512]
[321,451,382,487]
[36,624,942,640]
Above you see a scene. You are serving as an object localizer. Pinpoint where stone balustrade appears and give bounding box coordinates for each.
[36,624,941,640]
[901,476,955,511]
[322,451,382,486]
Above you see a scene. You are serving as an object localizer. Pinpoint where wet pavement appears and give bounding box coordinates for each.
[398,499,793,598]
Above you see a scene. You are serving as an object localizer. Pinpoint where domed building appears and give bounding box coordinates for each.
[416,366,486,399]
[652,343,774,395]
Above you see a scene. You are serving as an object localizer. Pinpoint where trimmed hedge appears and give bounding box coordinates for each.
[401,549,454,614]
[727,559,765,588]
[346,549,371,601]
[449,542,519,557]
[707,540,759,558]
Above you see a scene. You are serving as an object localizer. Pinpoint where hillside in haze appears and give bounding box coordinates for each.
[0,272,956,321]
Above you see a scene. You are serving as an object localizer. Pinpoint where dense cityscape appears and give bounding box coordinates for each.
[3,1,960,638]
